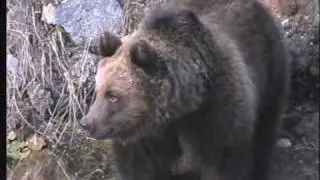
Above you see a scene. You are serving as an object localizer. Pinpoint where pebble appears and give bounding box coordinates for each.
[7,54,18,73]
[41,3,57,25]
[281,19,290,26]
[276,138,292,148]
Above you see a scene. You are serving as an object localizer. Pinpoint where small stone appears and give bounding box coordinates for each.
[41,3,57,25]
[298,160,303,164]
[276,138,292,148]
[284,31,290,37]
[281,19,289,26]
[7,54,18,73]
[7,131,17,141]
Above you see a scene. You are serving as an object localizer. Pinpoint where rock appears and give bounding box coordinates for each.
[7,54,19,74]
[42,0,123,46]
[281,18,290,26]
[6,54,23,88]
[41,3,57,25]
[7,131,17,141]
[276,138,293,148]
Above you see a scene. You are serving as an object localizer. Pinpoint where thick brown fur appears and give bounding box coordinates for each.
[80,0,290,180]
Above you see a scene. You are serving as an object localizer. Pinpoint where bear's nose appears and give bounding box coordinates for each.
[79,117,91,131]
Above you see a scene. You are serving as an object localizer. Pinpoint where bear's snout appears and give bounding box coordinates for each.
[79,115,117,139]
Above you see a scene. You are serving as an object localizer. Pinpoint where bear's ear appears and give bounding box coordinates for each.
[130,40,158,75]
[100,31,122,57]
[90,31,122,57]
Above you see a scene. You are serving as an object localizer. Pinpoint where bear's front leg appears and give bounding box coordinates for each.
[175,108,255,180]
[112,130,182,180]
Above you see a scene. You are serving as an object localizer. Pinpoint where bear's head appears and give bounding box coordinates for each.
[80,31,169,142]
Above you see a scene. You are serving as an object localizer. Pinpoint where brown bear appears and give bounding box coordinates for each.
[80,0,290,180]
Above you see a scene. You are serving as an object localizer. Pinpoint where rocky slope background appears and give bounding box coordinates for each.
[6,0,319,179]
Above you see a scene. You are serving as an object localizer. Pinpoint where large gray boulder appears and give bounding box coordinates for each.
[42,0,123,46]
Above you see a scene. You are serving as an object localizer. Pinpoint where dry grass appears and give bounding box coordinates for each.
[7,0,96,149]
[6,0,99,178]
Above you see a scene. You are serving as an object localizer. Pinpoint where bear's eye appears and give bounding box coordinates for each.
[106,92,118,103]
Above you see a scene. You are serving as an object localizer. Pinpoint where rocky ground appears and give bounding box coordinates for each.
[6,0,319,180]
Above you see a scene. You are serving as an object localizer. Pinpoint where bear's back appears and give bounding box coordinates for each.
[164,0,290,115]
[194,0,289,105]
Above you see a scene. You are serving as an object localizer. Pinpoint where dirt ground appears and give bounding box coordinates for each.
[270,102,319,180]
[6,0,319,180]
[267,1,319,180]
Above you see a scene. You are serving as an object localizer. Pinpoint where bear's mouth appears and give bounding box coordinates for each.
[79,119,146,141]
[78,125,115,140]
[89,127,117,140]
